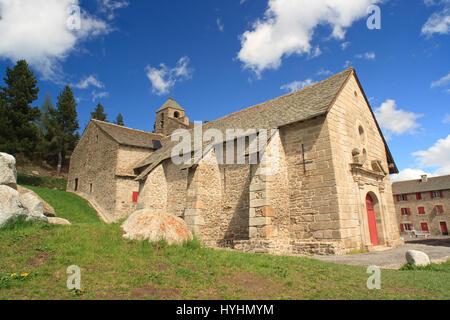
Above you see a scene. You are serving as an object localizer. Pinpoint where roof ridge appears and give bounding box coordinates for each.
[91,119,164,137]
[205,68,354,126]
[392,174,450,184]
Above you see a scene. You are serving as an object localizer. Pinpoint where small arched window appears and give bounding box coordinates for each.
[174,111,180,118]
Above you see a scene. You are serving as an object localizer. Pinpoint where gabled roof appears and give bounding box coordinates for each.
[392,175,450,195]
[134,68,397,180]
[157,97,185,112]
[92,120,163,149]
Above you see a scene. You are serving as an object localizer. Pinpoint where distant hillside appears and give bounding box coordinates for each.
[14,153,69,178]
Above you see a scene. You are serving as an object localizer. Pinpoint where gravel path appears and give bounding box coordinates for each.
[312,238,450,269]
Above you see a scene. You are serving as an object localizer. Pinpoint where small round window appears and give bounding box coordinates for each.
[174,111,180,118]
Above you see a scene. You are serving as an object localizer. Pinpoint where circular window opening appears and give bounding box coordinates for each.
[174,111,180,118]
[354,91,358,97]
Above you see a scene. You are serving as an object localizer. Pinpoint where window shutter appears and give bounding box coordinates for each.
[400,224,404,232]
[407,208,411,215]
[404,195,408,201]
[132,192,138,203]
[439,191,443,198]
[439,205,444,213]
[431,192,434,199]
[396,195,400,202]
[418,207,425,214]
[416,193,421,200]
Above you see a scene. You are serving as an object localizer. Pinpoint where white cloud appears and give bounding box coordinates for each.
[0,0,111,80]
[443,114,450,123]
[217,18,224,32]
[413,135,450,175]
[391,168,433,183]
[355,52,376,59]
[343,60,352,68]
[317,69,332,76]
[237,0,380,76]
[422,7,450,36]
[145,57,193,96]
[91,90,109,102]
[72,75,104,89]
[431,72,450,87]
[280,79,316,93]
[341,41,351,50]
[374,99,423,136]
[98,0,129,20]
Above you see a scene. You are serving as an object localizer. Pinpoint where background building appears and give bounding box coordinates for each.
[392,174,449,236]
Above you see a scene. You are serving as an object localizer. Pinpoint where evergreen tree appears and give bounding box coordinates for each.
[37,93,53,132]
[53,86,80,175]
[90,103,107,121]
[114,113,124,126]
[0,60,40,156]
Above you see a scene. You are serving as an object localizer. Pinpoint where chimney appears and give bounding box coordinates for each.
[421,175,428,183]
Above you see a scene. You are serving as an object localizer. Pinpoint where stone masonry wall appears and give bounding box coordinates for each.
[282,117,341,246]
[67,122,118,219]
[138,163,167,211]
[326,73,402,250]
[114,177,140,220]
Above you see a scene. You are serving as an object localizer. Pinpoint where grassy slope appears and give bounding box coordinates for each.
[0,186,449,300]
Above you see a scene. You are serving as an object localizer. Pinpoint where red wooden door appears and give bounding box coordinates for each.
[440,222,448,235]
[366,195,379,246]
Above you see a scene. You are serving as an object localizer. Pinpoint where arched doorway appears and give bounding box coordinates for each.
[366,194,379,246]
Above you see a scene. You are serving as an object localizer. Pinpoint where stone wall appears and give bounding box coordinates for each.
[165,161,188,218]
[138,163,167,211]
[115,177,140,220]
[281,117,341,247]
[326,74,402,250]
[395,189,450,236]
[67,122,118,220]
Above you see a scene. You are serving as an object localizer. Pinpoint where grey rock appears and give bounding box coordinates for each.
[17,186,56,217]
[20,193,48,223]
[0,185,27,228]
[48,217,71,226]
[406,250,431,267]
[0,152,17,187]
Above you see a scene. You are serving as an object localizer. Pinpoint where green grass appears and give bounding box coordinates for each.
[22,185,100,224]
[17,174,67,191]
[0,186,449,300]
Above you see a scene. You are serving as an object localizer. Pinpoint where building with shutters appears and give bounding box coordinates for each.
[392,174,449,236]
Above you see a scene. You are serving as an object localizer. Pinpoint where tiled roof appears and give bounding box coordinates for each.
[92,120,163,149]
[157,97,185,112]
[135,68,397,180]
[392,175,450,195]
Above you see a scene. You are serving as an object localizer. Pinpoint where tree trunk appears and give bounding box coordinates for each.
[57,150,62,176]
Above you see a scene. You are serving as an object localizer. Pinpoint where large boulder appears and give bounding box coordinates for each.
[121,209,193,245]
[17,186,56,217]
[0,185,27,228]
[406,250,431,267]
[20,193,48,223]
[0,152,17,188]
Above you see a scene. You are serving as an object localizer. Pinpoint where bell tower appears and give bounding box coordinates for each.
[154,97,190,136]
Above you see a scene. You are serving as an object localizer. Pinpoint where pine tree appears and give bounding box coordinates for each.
[90,103,108,121]
[53,86,80,176]
[37,93,53,132]
[114,113,124,126]
[0,60,41,156]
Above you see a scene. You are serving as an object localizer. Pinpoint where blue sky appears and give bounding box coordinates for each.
[0,0,449,181]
